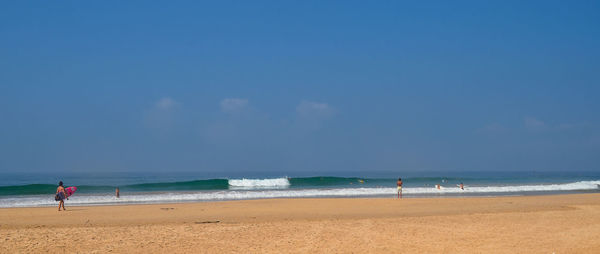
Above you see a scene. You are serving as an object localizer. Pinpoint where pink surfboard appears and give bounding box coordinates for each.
[65,186,77,197]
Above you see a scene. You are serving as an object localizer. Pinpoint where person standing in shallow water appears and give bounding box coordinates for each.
[397,178,403,199]
[115,187,120,198]
[56,181,67,211]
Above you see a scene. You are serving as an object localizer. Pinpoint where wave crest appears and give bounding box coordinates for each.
[228,178,291,189]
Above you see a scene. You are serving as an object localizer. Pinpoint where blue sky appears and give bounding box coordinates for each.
[1,1,599,173]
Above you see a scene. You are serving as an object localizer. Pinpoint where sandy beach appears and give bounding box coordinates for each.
[1,193,599,253]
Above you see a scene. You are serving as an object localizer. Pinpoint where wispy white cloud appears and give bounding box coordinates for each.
[220,98,248,113]
[556,123,576,130]
[156,97,178,110]
[296,100,334,118]
[524,116,546,130]
[143,97,180,132]
[523,117,582,132]
[293,100,335,131]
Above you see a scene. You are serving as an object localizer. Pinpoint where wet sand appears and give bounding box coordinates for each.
[1,194,599,253]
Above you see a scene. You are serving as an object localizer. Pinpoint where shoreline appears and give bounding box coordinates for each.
[1,191,593,208]
[2,193,600,253]
[3,185,598,209]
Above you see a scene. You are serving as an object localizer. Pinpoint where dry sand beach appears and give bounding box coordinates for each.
[1,194,599,253]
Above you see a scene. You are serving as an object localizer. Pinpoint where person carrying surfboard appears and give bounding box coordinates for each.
[56,181,68,211]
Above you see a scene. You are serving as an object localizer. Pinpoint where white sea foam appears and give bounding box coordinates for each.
[1,180,598,208]
[413,180,600,194]
[228,178,290,189]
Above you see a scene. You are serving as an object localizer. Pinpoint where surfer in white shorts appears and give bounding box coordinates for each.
[397,178,403,199]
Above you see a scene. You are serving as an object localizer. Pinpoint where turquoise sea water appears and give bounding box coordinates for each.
[0,171,599,207]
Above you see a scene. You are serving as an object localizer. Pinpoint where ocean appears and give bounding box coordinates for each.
[1,171,599,208]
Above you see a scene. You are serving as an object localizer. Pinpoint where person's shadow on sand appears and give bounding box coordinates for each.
[62,208,87,212]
